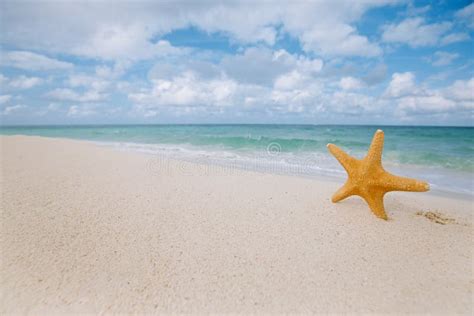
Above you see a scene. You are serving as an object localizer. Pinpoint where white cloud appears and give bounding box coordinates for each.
[440,32,470,45]
[9,75,43,89]
[1,1,471,124]
[384,72,417,98]
[271,76,322,110]
[46,88,107,102]
[274,71,309,91]
[0,74,7,85]
[0,0,400,59]
[221,48,296,86]
[67,104,97,117]
[221,48,323,86]
[339,76,365,90]
[2,104,27,115]
[48,103,61,111]
[74,24,189,60]
[129,49,390,118]
[299,23,381,57]
[67,74,110,92]
[456,3,474,28]
[382,17,452,47]
[191,8,278,45]
[270,88,314,111]
[294,56,324,73]
[0,51,73,71]
[406,4,431,16]
[329,91,381,114]
[34,103,63,116]
[149,59,221,81]
[149,48,323,87]
[58,62,130,102]
[397,94,455,114]
[95,61,131,79]
[130,47,330,116]
[129,72,237,108]
[129,44,472,120]
[445,78,474,103]
[279,0,400,57]
[0,95,12,104]
[430,51,459,67]
[386,73,473,115]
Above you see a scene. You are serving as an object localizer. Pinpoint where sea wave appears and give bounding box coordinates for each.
[94,140,473,196]
[2,124,472,195]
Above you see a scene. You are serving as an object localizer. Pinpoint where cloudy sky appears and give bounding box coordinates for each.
[0,0,473,125]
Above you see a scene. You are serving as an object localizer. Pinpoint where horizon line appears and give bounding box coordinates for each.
[1,123,473,128]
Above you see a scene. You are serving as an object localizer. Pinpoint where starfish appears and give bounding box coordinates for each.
[327,129,430,220]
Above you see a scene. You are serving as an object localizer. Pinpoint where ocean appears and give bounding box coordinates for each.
[1,124,472,196]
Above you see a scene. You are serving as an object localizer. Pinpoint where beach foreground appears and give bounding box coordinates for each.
[1,135,472,314]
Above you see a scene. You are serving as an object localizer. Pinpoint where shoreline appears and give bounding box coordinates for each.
[1,135,472,313]
[3,134,473,200]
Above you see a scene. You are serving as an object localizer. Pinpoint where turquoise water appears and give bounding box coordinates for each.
[1,125,473,195]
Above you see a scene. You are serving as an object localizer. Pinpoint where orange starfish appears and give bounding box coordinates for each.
[327,129,430,220]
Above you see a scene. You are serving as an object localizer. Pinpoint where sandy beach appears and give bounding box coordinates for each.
[0,135,472,314]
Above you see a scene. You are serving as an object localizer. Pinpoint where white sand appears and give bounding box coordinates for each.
[1,135,472,314]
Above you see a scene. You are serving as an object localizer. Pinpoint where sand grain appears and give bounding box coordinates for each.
[0,135,472,314]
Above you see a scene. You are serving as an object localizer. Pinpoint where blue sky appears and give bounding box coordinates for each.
[0,0,473,125]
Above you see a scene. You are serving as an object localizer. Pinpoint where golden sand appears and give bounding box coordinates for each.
[1,135,472,314]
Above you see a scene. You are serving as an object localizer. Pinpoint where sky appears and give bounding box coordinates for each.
[0,0,473,126]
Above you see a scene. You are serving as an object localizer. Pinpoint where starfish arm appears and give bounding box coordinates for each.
[328,129,430,220]
[361,190,388,220]
[327,143,358,174]
[365,129,384,165]
[380,172,430,192]
[331,181,354,203]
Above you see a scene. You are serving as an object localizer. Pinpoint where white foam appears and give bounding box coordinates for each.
[94,140,473,197]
